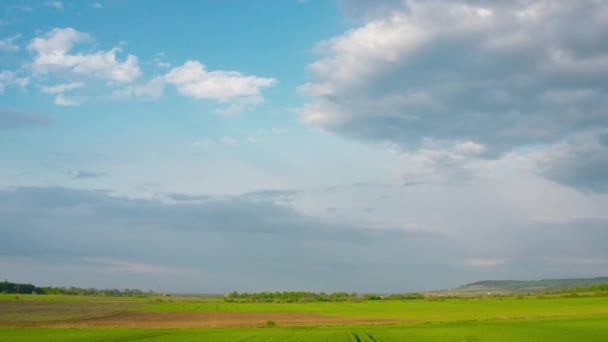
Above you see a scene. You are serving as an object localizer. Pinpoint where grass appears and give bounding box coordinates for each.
[0,294,149,303]
[135,296,608,322]
[1,316,608,341]
[2,294,608,340]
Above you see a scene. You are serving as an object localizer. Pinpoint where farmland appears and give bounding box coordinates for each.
[1,293,608,340]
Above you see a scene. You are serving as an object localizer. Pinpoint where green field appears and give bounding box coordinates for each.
[135,296,608,321]
[2,294,608,341]
[1,317,608,341]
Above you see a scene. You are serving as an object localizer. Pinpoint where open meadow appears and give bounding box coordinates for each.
[1,293,608,341]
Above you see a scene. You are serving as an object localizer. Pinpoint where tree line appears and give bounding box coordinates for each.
[0,280,149,297]
[224,291,425,303]
[544,283,608,294]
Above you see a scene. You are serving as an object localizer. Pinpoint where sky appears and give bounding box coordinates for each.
[1,0,608,294]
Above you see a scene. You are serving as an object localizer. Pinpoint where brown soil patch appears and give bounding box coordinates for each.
[45,311,404,328]
[0,301,146,326]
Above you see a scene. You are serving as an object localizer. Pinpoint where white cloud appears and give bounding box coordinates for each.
[45,1,63,9]
[91,2,103,9]
[54,94,79,106]
[454,141,487,157]
[28,27,141,83]
[0,70,28,93]
[215,95,264,116]
[221,136,238,146]
[152,53,171,68]
[397,147,473,185]
[40,82,83,94]
[301,0,608,191]
[111,77,164,101]
[0,34,21,51]
[302,1,608,147]
[164,60,277,104]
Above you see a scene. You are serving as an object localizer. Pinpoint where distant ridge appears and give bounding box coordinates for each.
[452,277,608,294]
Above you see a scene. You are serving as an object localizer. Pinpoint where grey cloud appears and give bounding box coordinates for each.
[599,133,608,146]
[1,186,607,292]
[540,138,608,193]
[165,193,211,202]
[526,219,608,258]
[302,0,608,190]
[0,186,454,291]
[71,170,104,179]
[402,181,425,187]
[400,148,476,185]
[0,109,51,129]
[239,189,299,202]
[323,182,391,193]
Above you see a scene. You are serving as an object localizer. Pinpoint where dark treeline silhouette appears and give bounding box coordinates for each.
[0,281,42,295]
[0,279,148,297]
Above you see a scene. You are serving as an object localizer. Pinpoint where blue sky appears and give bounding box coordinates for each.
[1,0,608,293]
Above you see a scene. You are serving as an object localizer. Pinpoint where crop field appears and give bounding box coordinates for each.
[1,294,608,340]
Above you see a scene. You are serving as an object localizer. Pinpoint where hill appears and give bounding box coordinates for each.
[443,277,608,295]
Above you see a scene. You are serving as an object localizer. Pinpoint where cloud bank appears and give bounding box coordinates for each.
[1,186,607,292]
[301,0,608,191]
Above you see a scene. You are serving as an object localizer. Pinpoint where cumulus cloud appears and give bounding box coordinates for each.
[28,27,141,83]
[301,0,608,190]
[164,60,277,112]
[299,0,608,189]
